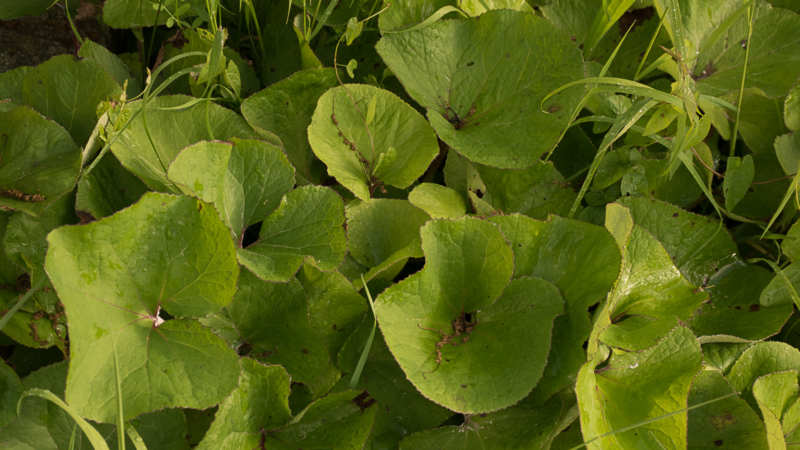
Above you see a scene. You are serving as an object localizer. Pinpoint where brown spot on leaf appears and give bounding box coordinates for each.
[749,304,760,312]
[76,210,96,224]
[711,412,737,430]
[0,188,45,203]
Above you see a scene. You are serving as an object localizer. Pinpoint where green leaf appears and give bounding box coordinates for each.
[266,390,377,449]
[722,88,787,154]
[578,325,702,449]
[22,55,122,147]
[695,4,800,99]
[458,0,532,16]
[786,84,800,132]
[297,263,367,365]
[475,161,580,220]
[375,217,564,413]
[760,262,800,308]
[345,59,358,79]
[754,371,798,450]
[399,402,562,449]
[110,95,258,193]
[346,199,430,268]
[202,269,330,384]
[75,152,150,221]
[77,39,142,97]
[489,213,621,404]
[0,105,82,216]
[617,197,739,287]
[724,155,755,212]
[688,370,769,450]
[583,0,636,56]
[409,183,467,219]
[237,185,346,282]
[196,358,293,449]
[102,0,201,29]
[0,360,23,428]
[726,342,800,411]
[732,152,792,219]
[261,24,303,88]
[376,9,585,169]
[599,316,682,352]
[0,0,56,20]
[336,310,453,446]
[783,220,800,262]
[775,132,800,177]
[345,17,364,46]
[687,265,792,343]
[45,193,241,423]
[168,138,296,245]
[0,66,30,103]
[378,0,461,32]
[308,85,439,200]
[241,68,338,184]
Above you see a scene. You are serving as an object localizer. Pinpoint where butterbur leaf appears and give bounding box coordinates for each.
[337,311,453,445]
[297,264,367,365]
[374,217,564,413]
[196,358,293,449]
[308,85,439,200]
[22,55,122,147]
[241,68,338,184]
[265,390,377,449]
[409,183,467,219]
[754,371,799,450]
[599,316,682,352]
[724,155,755,212]
[399,402,561,449]
[0,361,22,428]
[77,39,142,97]
[489,214,621,404]
[727,342,800,412]
[688,370,769,449]
[578,325,702,450]
[110,95,258,193]
[168,138,296,246]
[617,197,739,287]
[237,185,346,282]
[0,106,82,216]
[75,153,150,221]
[346,199,430,269]
[45,193,241,423]
[376,10,584,169]
[687,265,792,342]
[476,161,580,220]
[202,270,330,384]
[102,0,202,29]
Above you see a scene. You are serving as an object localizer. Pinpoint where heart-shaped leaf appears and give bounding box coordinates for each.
[168,138,296,246]
[308,84,439,200]
[375,217,564,413]
[236,185,346,282]
[241,68,339,184]
[726,342,800,411]
[109,95,258,193]
[45,192,241,423]
[376,9,585,169]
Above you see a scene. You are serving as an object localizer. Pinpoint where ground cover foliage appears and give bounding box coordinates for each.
[2,0,800,448]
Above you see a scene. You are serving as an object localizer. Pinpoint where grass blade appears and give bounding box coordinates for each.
[17,389,111,450]
[125,424,149,450]
[584,0,636,56]
[542,77,686,114]
[0,276,46,334]
[730,3,754,158]
[662,0,686,60]
[349,275,377,389]
[112,330,125,450]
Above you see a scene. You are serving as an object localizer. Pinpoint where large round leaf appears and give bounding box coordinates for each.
[45,193,241,423]
[0,106,81,216]
[168,138,296,246]
[22,55,122,147]
[489,214,621,404]
[578,325,702,450]
[376,9,585,169]
[375,217,564,413]
[109,95,258,193]
[241,68,339,184]
[308,84,439,200]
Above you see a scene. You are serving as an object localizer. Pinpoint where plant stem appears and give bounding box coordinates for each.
[729,4,754,158]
